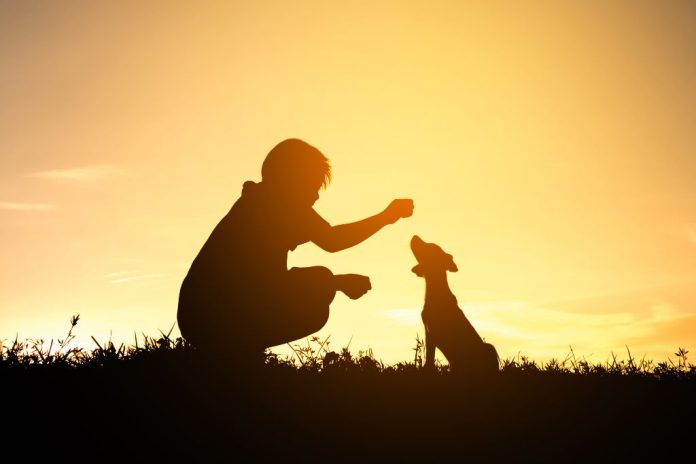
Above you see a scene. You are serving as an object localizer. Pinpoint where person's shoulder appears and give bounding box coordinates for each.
[230,180,263,209]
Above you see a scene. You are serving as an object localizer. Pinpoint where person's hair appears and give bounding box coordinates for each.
[262,139,332,189]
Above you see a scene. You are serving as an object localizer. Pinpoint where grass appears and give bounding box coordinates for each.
[3,314,694,379]
[2,315,695,462]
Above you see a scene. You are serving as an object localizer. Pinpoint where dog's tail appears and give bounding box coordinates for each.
[483,342,500,372]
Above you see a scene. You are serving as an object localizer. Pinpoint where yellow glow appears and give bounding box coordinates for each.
[1,1,695,364]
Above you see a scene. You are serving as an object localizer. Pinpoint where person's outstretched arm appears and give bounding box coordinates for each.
[313,199,414,253]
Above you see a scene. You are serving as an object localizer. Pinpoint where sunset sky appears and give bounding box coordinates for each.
[1,1,695,365]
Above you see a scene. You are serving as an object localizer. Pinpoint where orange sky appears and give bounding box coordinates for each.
[1,1,695,364]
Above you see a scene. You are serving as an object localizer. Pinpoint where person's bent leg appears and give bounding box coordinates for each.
[259,266,336,348]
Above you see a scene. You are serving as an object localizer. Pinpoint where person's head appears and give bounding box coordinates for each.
[261,138,331,206]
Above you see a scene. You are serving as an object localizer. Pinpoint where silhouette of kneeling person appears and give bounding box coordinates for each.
[178,139,413,363]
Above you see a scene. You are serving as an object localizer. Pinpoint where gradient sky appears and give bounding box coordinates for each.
[2,0,695,364]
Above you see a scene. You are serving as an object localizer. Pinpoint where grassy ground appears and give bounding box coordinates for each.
[3,316,695,462]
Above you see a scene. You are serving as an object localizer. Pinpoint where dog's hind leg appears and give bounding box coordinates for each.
[485,343,500,371]
[424,324,436,369]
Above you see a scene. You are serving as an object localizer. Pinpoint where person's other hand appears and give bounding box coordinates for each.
[337,274,372,300]
[383,199,414,224]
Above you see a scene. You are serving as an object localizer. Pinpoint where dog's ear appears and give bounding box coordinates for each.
[446,254,458,272]
[411,264,424,277]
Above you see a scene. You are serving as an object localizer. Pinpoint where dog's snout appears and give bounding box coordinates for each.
[411,235,425,250]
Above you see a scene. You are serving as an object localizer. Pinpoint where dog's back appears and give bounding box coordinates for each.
[423,306,499,374]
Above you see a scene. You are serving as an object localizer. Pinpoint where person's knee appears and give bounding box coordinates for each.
[313,266,333,278]
[289,266,336,303]
[290,265,333,282]
[313,266,335,301]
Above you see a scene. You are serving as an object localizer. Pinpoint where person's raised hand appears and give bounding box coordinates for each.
[337,274,372,300]
[383,199,414,224]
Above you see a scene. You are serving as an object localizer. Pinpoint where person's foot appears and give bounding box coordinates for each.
[336,274,372,299]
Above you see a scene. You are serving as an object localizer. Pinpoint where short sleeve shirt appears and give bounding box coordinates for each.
[185,181,330,290]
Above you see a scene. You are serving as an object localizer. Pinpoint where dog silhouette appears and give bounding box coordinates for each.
[410,235,499,375]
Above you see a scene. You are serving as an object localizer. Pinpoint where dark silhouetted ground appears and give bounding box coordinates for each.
[3,327,694,462]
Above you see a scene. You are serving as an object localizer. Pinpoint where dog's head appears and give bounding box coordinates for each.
[410,235,458,277]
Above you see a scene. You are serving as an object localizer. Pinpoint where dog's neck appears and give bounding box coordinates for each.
[422,272,458,310]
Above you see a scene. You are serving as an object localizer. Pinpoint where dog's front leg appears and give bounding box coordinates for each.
[424,325,436,369]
